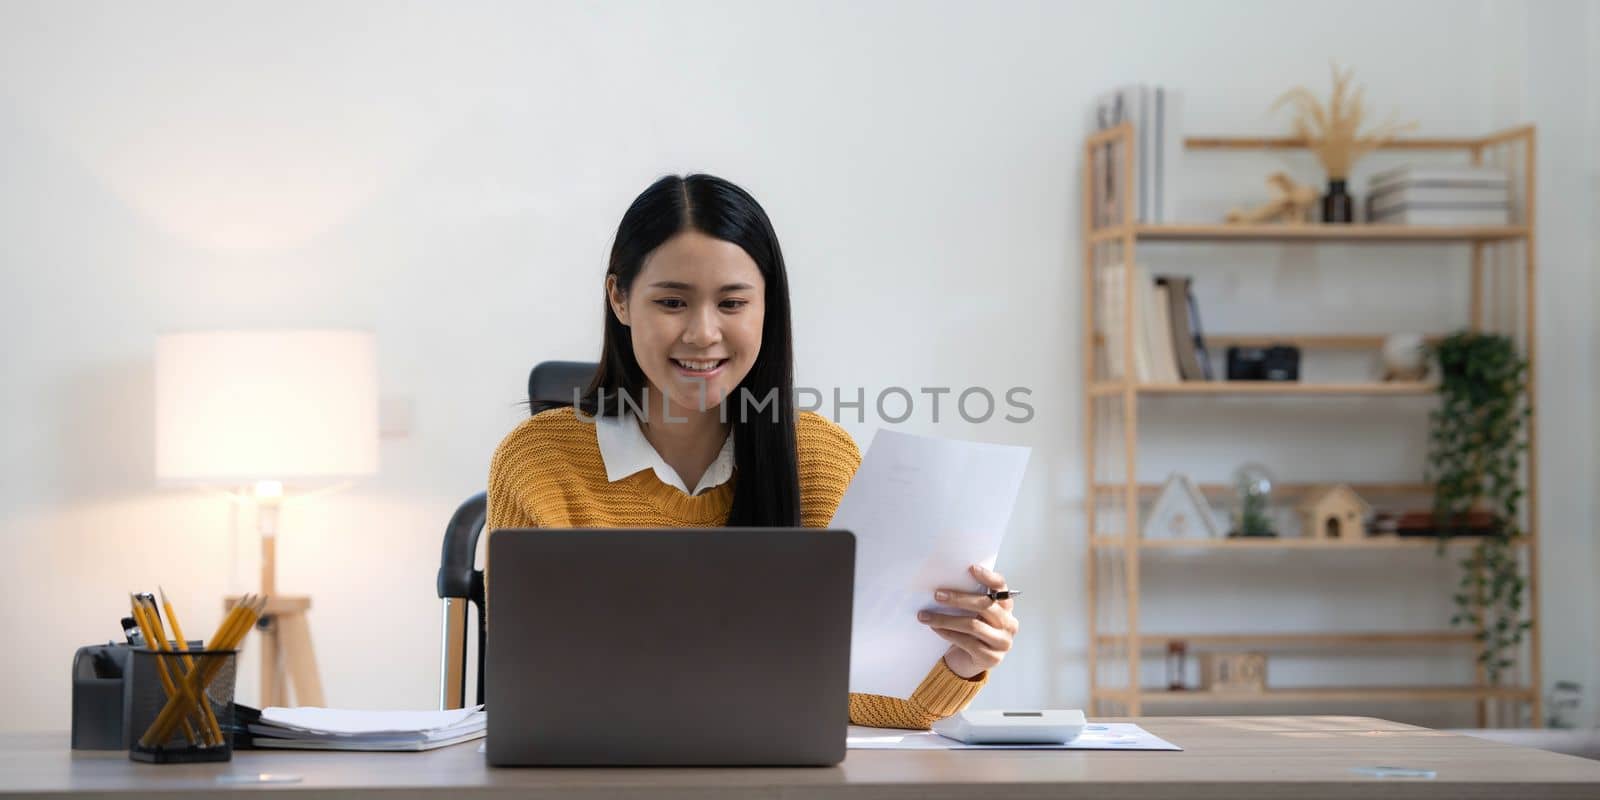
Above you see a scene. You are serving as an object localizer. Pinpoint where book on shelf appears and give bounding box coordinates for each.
[1367,205,1510,226]
[1096,263,1127,379]
[1091,84,1184,226]
[1156,275,1209,380]
[1097,263,1156,381]
[1367,184,1508,210]
[1368,164,1510,190]
[1099,266,1210,383]
[1145,279,1182,384]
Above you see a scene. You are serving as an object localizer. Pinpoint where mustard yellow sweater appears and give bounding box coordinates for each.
[486,406,986,729]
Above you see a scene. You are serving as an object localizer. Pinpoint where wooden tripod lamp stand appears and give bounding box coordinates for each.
[157,330,379,708]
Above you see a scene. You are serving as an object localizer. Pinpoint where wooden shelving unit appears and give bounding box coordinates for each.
[1106,686,1539,705]
[1099,631,1478,648]
[1081,125,1540,727]
[1087,536,1527,552]
[1109,223,1529,243]
[1088,381,1437,397]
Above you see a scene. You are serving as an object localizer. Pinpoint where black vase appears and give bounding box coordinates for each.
[1322,179,1354,223]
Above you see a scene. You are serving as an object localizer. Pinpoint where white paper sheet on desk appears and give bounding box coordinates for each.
[846,723,1182,751]
[258,705,483,736]
[831,429,1031,698]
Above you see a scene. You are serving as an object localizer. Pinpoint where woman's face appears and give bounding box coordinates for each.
[607,230,766,420]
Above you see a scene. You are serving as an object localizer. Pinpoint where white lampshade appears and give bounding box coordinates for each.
[156,330,379,485]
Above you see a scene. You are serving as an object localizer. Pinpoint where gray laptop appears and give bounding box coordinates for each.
[485,527,855,766]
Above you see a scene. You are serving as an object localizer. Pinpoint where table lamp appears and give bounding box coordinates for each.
[156,329,379,707]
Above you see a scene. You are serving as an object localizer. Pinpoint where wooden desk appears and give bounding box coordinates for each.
[8,717,1600,799]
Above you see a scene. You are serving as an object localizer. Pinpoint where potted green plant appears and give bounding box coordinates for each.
[1426,331,1531,684]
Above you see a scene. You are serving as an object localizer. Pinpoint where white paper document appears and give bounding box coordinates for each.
[250,705,486,751]
[830,429,1031,698]
[846,723,1182,751]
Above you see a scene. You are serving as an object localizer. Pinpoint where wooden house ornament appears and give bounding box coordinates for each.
[1200,651,1268,693]
[1298,484,1372,541]
[1143,473,1221,540]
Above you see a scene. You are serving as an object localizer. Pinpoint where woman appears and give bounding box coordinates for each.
[486,173,1018,729]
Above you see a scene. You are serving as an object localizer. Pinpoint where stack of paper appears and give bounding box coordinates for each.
[1366,165,1511,225]
[249,705,486,751]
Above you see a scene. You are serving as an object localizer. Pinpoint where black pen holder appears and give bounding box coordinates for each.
[126,649,238,763]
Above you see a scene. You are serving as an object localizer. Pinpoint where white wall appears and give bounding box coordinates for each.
[1520,0,1600,729]
[1589,0,1600,725]
[2,0,1595,731]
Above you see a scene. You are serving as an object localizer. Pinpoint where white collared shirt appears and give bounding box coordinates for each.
[592,410,735,496]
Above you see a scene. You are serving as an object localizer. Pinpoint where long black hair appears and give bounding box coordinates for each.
[579,174,800,527]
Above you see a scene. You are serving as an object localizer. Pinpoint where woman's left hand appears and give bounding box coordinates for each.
[917,564,1019,679]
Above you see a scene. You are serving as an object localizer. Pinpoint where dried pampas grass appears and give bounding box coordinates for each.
[1274,63,1417,180]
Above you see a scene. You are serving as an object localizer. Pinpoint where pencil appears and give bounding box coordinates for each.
[159,588,224,745]
[144,595,251,745]
[145,595,266,745]
[129,596,200,747]
[140,595,213,746]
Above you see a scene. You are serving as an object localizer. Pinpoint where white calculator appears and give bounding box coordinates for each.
[931,709,1087,745]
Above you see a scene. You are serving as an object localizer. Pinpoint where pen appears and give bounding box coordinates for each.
[986,589,1021,601]
[122,616,144,646]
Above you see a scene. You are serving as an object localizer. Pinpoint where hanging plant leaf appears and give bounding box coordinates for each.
[1425,331,1529,686]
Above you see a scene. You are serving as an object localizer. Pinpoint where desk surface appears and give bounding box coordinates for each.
[8,717,1600,800]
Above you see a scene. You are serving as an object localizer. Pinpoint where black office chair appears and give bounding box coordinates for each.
[437,360,597,710]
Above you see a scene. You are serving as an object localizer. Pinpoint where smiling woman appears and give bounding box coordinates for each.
[484,174,1019,729]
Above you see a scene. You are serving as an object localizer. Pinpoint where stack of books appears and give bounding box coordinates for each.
[1365,165,1511,225]
[1091,85,1184,226]
[1096,265,1210,383]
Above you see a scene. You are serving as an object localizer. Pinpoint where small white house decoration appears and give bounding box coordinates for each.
[1143,473,1220,540]
[1298,484,1372,541]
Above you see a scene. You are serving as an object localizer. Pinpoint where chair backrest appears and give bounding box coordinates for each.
[527,360,601,415]
[438,360,597,709]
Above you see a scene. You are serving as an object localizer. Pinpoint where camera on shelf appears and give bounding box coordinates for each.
[1225,345,1300,381]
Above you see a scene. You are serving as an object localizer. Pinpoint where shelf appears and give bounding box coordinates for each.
[1088,223,1527,243]
[1096,631,1476,649]
[1088,381,1436,397]
[1181,127,1534,151]
[1183,135,1494,151]
[1096,686,1537,704]
[1093,481,1433,500]
[1089,535,1520,551]
[1203,333,1446,350]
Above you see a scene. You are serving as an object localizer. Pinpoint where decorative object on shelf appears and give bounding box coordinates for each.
[1297,484,1372,541]
[1367,165,1511,226]
[1426,331,1531,685]
[1380,333,1429,381]
[1229,463,1277,538]
[1272,62,1416,224]
[1369,510,1400,536]
[1200,652,1267,693]
[1224,172,1319,225]
[1391,509,1498,537]
[1225,345,1300,381]
[1144,473,1221,540]
[1546,681,1583,729]
[1166,641,1188,691]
